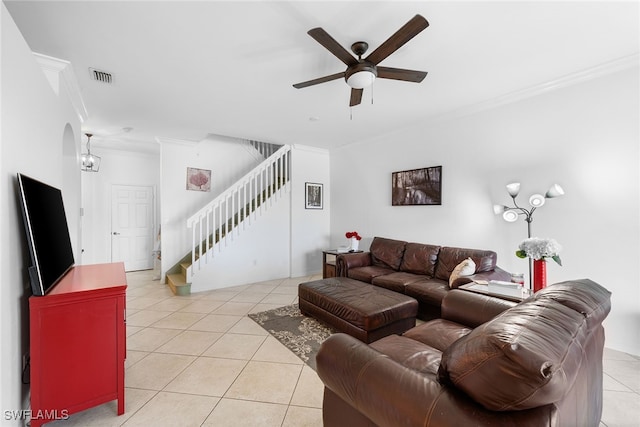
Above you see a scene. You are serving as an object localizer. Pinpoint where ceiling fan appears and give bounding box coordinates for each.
[293,14,429,107]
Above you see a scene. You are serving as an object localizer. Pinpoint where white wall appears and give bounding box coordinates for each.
[81,148,160,266]
[1,3,82,422]
[331,66,639,355]
[160,135,265,278]
[290,145,331,277]
[190,194,291,292]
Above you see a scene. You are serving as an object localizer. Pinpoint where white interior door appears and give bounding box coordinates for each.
[111,185,155,271]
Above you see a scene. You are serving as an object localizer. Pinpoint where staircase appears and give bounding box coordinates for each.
[166,144,291,295]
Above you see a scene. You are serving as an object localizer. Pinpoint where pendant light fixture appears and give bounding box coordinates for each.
[80,133,101,172]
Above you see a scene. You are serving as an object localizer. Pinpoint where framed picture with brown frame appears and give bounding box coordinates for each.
[392,166,442,206]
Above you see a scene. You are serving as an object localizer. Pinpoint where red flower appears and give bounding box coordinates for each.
[345,231,362,240]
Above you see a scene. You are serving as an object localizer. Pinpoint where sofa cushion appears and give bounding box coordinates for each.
[370,237,407,271]
[399,243,441,276]
[348,265,395,283]
[370,334,442,377]
[372,272,428,293]
[402,319,472,352]
[438,298,588,411]
[405,279,449,307]
[532,278,611,332]
[434,247,497,281]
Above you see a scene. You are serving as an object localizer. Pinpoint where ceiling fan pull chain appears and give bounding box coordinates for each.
[371,83,374,105]
[350,107,353,121]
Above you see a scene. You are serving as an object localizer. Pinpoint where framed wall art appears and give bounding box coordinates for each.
[392,166,442,206]
[305,182,323,209]
[186,167,211,192]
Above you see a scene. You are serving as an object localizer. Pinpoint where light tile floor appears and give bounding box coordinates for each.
[46,270,639,427]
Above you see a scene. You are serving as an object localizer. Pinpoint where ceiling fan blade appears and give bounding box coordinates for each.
[308,27,358,67]
[365,14,429,65]
[349,88,363,107]
[377,66,428,83]
[293,72,345,89]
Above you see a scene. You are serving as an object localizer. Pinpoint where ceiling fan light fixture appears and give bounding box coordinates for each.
[345,63,377,89]
[346,70,376,89]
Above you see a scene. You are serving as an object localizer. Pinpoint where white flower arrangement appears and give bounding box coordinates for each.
[516,237,562,266]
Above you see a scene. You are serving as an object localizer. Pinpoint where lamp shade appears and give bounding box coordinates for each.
[545,183,565,198]
[502,210,519,222]
[506,182,521,197]
[346,70,375,89]
[493,204,507,215]
[529,194,546,207]
[81,153,101,172]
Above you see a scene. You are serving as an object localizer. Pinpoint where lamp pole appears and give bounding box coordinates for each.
[506,195,535,238]
[506,195,535,287]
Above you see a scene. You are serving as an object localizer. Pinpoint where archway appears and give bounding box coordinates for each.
[62,123,82,262]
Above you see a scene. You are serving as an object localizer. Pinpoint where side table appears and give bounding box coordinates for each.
[322,250,363,278]
[459,281,531,303]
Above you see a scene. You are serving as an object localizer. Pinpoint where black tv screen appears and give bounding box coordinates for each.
[17,173,75,296]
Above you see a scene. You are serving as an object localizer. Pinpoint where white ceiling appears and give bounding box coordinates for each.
[5,1,639,152]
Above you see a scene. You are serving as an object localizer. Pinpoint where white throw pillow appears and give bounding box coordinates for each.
[449,257,477,288]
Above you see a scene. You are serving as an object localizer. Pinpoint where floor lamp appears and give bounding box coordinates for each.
[493,182,564,288]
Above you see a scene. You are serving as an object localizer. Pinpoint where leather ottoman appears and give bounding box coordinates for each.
[298,277,418,343]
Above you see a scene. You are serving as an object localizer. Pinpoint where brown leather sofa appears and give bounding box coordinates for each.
[337,236,511,319]
[316,279,611,427]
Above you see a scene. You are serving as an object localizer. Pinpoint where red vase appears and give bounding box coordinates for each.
[533,259,547,292]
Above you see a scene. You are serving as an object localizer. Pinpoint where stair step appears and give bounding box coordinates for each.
[180,262,191,275]
[167,273,191,296]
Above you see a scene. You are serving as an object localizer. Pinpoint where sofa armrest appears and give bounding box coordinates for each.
[450,266,512,289]
[336,252,372,277]
[441,289,517,328]
[317,333,555,427]
[317,333,448,426]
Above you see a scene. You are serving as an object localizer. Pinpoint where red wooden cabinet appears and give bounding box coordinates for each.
[29,263,127,427]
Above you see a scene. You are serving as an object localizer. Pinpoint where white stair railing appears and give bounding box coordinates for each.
[185,145,291,282]
[249,140,282,159]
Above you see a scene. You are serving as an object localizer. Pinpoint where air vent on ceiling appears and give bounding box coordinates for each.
[89,68,113,84]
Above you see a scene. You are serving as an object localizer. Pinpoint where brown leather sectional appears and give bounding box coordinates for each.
[316,279,611,426]
[337,236,511,319]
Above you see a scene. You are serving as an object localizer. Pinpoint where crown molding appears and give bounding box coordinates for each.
[292,144,329,155]
[33,52,88,123]
[93,141,160,156]
[427,53,639,126]
[156,136,199,147]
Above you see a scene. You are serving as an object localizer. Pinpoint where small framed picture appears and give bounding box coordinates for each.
[186,167,211,192]
[305,182,323,209]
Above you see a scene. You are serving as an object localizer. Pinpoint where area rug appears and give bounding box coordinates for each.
[248,304,335,371]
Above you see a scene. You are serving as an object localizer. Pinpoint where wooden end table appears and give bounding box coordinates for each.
[322,250,362,278]
[459,281,531,303]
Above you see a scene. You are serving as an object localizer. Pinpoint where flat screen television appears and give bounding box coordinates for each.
[17,173,75,296]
